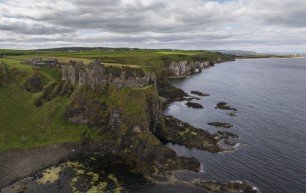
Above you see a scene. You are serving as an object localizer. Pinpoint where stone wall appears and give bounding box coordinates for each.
[62,60,156,89]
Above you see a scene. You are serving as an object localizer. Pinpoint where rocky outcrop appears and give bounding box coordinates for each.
[191,90,210,97]
[64,86,201,175]
[24,74,43,92]
[186,102,204,109]
[216,102,237,111]
[166,60,212,77]
[207,122,234,129]
[193,179,258,193]
[35,81,74,107]
[153,116,240,153]
[154,116,222,153]
[157,76,189,103]
[165,57,235,77]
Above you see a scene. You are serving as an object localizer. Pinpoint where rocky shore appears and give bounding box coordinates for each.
[0,57,258,193]
[153,116,239,153]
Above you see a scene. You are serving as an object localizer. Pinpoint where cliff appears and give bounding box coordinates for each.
[165,58,235,77]
[64,85,201,175]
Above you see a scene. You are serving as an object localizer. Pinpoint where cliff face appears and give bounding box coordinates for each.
[166,58,234,77]
[64,85,201,175]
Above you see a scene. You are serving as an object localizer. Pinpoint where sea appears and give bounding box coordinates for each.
[164,58,306,193]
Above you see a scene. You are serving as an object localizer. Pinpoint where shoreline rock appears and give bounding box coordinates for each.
[207,122,234,129]
[191,91,210,97]
[186,102,204,109]
[216,102,237,111]
[155,116,223,153]
[226,111,237,116]
[193,179,258,193]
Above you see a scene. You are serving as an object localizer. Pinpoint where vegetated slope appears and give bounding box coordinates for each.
[0,59,91,152]
[0,57,201,174]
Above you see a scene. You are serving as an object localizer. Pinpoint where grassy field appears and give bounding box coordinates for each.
[1,48,233,74]
[0,48,232,152]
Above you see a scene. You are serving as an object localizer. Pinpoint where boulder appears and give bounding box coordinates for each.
[186,102,204,109]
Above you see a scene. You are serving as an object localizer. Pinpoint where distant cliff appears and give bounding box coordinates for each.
[165,56,235,77]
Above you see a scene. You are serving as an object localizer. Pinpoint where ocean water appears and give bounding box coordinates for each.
[164,58,306,193]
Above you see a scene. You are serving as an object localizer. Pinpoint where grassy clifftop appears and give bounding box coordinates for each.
[1,48,234,74]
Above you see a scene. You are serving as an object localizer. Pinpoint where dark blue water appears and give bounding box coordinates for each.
[165,58,306,193]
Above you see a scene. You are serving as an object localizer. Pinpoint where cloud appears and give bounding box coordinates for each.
[0,0,306,52]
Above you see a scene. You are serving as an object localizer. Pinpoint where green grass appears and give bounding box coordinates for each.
[1,48,233,75]
[0,83,90,152]
[0,48,233,152]
[0,59,92,152]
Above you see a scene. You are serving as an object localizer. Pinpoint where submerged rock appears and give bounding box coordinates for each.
[186,102,204,109]
[207,122,234,129]
[216,102,237,111]
[226,111,237,116]
[191,91,210,97]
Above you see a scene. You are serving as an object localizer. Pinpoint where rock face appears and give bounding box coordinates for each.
[24,74,43,92]
[64,86,201,175]
[165,57,235,77]
[35,81,74,107]
[166,60,212,76]
[62,59,156,90]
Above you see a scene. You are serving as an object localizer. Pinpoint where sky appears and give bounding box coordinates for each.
[1,0,306,52]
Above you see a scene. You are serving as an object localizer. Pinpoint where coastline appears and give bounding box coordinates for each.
[0,59,258,193]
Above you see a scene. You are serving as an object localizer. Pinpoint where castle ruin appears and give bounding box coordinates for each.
[62,59,156,89]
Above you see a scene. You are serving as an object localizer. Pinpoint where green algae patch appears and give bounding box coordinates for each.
[108,174,122,193]
[86,182,108,193]
[36,166,62,184]
[66,161,85,168]
[88,172,100,184]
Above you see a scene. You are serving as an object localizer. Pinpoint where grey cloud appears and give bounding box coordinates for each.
[0,0,306,51]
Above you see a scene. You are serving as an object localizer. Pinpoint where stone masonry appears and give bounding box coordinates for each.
[62,59,156,89]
